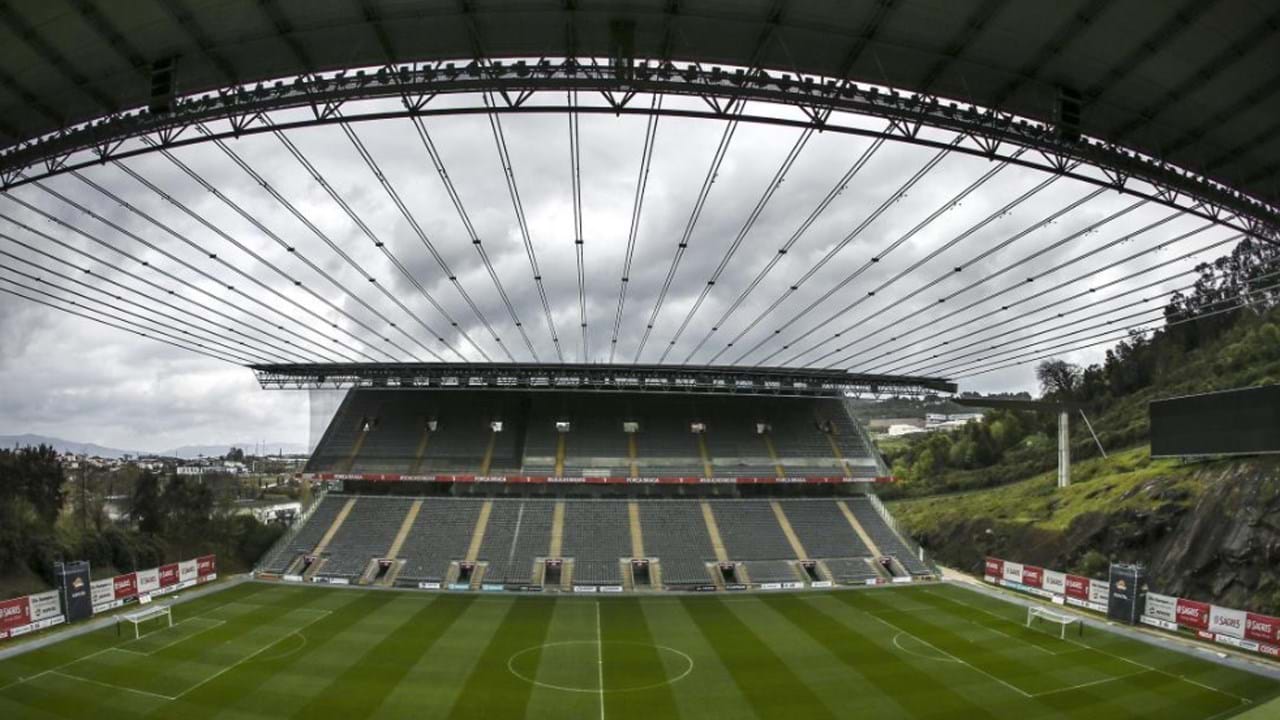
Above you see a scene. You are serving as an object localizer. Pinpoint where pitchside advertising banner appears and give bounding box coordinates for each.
[55,561,94,622]
[2,555,218,642]
[0,590,65,641]
[985,557,1280,660]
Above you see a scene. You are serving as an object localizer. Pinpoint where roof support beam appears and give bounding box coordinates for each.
[987,0,1109,109]
[65,0,150,76]
[0,61,1273,235]
[0,3,117,112]
[357,0,397,62]
[1110,7,1280,143]
[1081,0,1209,103]
[915,0,1008,91]
[834,0,898,79]
[257,0,314,72]
[1166,72,1280,162]
[159,0,239,84]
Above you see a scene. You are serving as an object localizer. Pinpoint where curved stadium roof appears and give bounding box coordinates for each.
[1,0,1276,210]
[0,0,1276,394]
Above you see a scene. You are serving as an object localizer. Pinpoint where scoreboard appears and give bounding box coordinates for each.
[1150,384,1280,457]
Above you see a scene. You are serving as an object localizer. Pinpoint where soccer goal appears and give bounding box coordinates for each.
[1026,606,1083,639]
[118,605,173,640]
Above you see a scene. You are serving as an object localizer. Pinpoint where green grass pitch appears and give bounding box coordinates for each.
[1,582,1276,718]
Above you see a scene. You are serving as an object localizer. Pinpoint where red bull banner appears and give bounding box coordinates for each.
[983,557,1003,581]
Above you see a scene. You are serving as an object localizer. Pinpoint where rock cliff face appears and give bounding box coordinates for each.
[907,461,1280,613]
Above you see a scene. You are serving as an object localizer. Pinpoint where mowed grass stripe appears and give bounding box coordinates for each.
[904,588,1137,690]
[0,581,270,688]
[156,588,402,719]
[680,596,837,719]
[851,588,1242,718]
[291,595,475,719]
[77,585,333,701]
[641,598,758,719]
[601,598,680,719]
[760,593,998,718]
[370,596,512,717]
[446,597,557,719]
[848,588,1091,698]
[0,584,301,720]
[929,585,1278,713]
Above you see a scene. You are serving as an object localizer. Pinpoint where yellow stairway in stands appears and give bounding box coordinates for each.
[313,498,357,555]
[697,434,714,478]
[479,430,498,475]
[837,499,884,558]
[628,502,645,559]
[770,501,809,560]
[549,502,566,558]
[762,434,785,477]
[826,433,852,476]
[465,501,493,563]
[409,428,431,473]
[700,502,730,563]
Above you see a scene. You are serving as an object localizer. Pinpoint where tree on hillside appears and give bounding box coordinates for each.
[130,470,164,534]
[0,445,66,524]
[1036,360,1080,399]
[224,447,246,463]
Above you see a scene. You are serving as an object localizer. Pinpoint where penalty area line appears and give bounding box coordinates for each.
[863,610,1033,698]
[170,608,333,701]
[47,670,177,701]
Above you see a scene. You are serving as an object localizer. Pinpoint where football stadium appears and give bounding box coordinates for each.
[1,1,1280,718]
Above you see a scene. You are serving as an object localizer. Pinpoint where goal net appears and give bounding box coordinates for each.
[1026,606,1082,639]
[118,605,173,640]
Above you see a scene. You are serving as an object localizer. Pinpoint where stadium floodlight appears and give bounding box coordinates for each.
[555,421,571,432]
[490,421,504,432]
[690,422,707,434]
[623,421,640,433]
[118,604,173,640]
[1026,606,1083,639]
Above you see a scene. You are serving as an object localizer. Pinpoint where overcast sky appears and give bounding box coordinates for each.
[0,92,1237,452]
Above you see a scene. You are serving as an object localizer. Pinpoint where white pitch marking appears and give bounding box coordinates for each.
[934,588,1255,704]
[48,670,177,701]
[1030,670,1150,697]
[170,608,332,700]
[595,601,605,720]
[891,632,959,663]
[114,618,226,656]
[865,610,1033,698]
[505,641,693,693]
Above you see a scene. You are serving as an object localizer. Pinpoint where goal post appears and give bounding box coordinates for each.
[117,604,173,640]
[1026,606,1083,639]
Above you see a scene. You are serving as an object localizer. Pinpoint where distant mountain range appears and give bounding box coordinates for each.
[0,434,309,459]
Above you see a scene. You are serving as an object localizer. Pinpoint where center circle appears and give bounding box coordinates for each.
[507,640,694,693]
